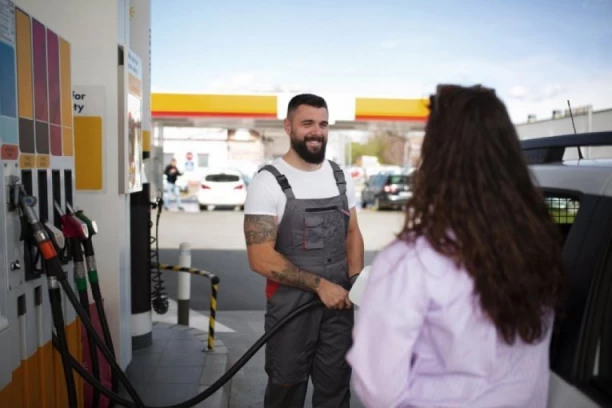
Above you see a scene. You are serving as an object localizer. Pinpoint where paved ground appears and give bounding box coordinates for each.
[152,203,404,407]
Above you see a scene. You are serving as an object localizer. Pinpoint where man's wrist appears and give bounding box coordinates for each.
[314,277,328,294]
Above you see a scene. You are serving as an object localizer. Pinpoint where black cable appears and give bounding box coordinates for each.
[55,297,323,407]
[150,195,168,314]
[49,286,79,408]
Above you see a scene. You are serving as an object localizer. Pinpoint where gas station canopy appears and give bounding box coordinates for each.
[151,93,429,132]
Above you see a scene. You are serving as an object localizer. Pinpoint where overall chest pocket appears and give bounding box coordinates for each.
[302,213,326,249]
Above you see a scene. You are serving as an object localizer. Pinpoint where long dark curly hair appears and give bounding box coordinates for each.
[401,84,566,345]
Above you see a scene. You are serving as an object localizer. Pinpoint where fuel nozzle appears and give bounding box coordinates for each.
[66,202,98,237]
[19,192,65,282]
[44,222,66,250]
[54,201,88,240]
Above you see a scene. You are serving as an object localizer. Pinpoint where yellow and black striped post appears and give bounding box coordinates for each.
[153,263,220,350]
[208,279,219,350]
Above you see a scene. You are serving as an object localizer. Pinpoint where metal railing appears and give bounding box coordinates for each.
[152,242,220,350]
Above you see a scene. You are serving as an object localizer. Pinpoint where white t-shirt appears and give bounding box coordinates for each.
[244,158,356,222]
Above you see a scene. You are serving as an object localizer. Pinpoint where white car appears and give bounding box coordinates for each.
[197,169,247,211]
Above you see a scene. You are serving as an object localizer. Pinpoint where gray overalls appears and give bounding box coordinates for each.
[259,160,354,408]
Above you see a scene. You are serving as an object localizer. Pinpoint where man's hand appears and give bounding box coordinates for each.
[316,279,352,309]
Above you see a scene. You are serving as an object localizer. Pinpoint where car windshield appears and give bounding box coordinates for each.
[388,175,411,185]
[205,174,240,182]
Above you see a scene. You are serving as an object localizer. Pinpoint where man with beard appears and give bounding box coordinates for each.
[243,93,364,408]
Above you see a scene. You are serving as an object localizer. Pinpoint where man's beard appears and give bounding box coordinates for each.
[290,134,327,164]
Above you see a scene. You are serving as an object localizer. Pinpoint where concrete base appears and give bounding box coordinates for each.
[131,331,152,350]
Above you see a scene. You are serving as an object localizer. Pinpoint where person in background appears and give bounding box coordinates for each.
[346,84,565,408]
[164,158,184,210]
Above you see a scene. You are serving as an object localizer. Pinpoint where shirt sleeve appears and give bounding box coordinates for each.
[346,241,429,408]
[343,169,357,209]
[243,171,279,217]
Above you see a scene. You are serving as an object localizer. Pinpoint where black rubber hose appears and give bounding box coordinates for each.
[54,263,145,407]
[49,286,79,408]
[91,277,119,393]
[57,298,324,408]
[164,299,324,408]
[83,236,118,393]
[73,238,101,408]
[52,333,138,408]
[79,287,101,408]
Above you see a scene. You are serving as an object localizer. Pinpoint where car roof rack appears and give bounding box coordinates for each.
[520,131,612,164]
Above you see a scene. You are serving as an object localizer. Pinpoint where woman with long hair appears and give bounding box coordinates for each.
[346,84,565,408]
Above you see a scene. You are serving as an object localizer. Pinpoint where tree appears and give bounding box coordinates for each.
[350,131,407,166]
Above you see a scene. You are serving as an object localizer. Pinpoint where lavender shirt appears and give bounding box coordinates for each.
[346,237,553,408]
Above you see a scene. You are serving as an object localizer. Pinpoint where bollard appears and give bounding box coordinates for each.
[177,242,191,326]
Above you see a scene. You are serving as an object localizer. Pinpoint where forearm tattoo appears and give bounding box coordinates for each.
[271,261,321,292]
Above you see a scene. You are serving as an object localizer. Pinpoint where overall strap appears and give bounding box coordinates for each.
[258,165,296,199]
[328,160,347,196]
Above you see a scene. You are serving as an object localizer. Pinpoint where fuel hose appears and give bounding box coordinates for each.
[69,203,120,393]
[72,238,102,408]
[82,238,119,393]
[49,284,79,408]
[54,295,323,408]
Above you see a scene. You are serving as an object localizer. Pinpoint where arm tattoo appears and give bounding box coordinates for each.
[245,215,321,291]
[244,215,277,246]
[271,260,321,292]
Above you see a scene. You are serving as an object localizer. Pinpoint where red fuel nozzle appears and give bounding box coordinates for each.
[54,201,88,239]
[60,214,88,239]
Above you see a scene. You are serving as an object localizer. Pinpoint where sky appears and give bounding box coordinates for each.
[151,0,612,124]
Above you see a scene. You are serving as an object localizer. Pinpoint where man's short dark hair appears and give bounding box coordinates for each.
[287,93,328,117]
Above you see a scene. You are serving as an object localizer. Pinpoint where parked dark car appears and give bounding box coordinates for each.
[361,172,414,210]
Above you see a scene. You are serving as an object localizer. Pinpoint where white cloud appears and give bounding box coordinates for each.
[508,84,566,102]
[505,74,612,123]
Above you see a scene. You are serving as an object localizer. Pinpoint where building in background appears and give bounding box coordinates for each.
[515,106,612,159]
[516,106,611,139]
